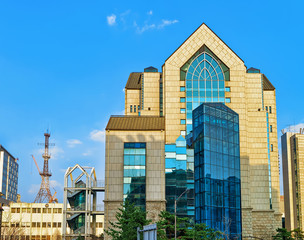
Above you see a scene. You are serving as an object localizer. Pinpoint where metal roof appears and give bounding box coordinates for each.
[106,116,165,131]
[125,72,142,90]
[262,74,275,91]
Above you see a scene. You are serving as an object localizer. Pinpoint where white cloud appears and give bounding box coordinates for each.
[50,180,64,191]
[66,139,82,148]
[134,21,156,34]
[107,14,117,26]
[282,122,304,134]
[134,19,178,34]
[82,150,92,156]
[158,19,178,29]
[147,10,153,15]
[49,146,64,160]
[28,184,40,194]
[90,130,105,142]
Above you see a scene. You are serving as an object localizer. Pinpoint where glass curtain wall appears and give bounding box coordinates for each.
[192,103,241,239]
[123,143,146,209]
[165,136,194,219]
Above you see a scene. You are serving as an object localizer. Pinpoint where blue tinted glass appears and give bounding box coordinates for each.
[181,108,186,113]
[181,119,186,124]
[165,144,176,152]
[180,98,185,103]
[180,86,185,92]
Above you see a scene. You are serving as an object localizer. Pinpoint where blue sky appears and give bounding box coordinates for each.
[0,0,303,202]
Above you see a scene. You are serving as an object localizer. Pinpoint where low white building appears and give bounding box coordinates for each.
[1,202,104,240]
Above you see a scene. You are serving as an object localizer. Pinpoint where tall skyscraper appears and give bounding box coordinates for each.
[0,145,18,202]
[281,131,304,231]
[104,23,281,239]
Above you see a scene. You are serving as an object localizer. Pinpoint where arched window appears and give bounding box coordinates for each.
[180,46,229,133]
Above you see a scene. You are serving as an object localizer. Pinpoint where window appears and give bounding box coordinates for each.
[225,87,230,92]
[53,222,57,228]
[225,98,231,103]
[37,222,40,227]
[271,144,273,152]
[270,125,273,132]
[53,208,58,214]
[42,222,46,228]
[43,208,47,213]
[58,222,61,228]
[181,119,186,125]
[181,130,186,136]
[138,105,140,111]
[180,86,185,92]
[134,105,136,113]
[180,97,185,103]
[265,106,268,111]
[269,106,272,113]
[58,208,62,213]
[180,108,185,114]
[130,105,132,113]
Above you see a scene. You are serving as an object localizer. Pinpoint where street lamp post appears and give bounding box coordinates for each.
[174,189,189,240]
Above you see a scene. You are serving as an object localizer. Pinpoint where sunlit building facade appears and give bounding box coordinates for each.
[104,23,281,239]
[0,145,18,202]
[282,131,304,231]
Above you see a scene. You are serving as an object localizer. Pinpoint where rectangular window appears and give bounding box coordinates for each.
[181,119,186,125]
[265,106,268,111]
[180,108,186,114]
[124,143,146,210]
[130,105,132,113]
[181,130,186,136]
[225,87,230,92]
[134,105,136,113]
[271,144,273,152]
[269,106,272,113]
[270,125,273,132]
[225,98,231,103]
[180,86,185,92]
[180,97,185,103]
[138,105,140,111]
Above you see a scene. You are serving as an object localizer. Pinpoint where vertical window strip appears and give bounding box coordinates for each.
[266,112,272,209]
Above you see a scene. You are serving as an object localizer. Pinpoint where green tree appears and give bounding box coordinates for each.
[292,228,304,240]
[156,210,223,240]
[104,200,151,240]
[157,211,188,239]
[183,223,223,240]
[273,228,294,240]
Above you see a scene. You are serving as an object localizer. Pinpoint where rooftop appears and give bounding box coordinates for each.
[106,116,165,131]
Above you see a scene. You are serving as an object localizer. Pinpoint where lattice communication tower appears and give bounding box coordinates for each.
[32,132,55,203]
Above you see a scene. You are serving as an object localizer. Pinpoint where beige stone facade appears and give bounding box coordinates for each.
[104,129,166,235]
[105,23,281,239]
[282,131,304,230]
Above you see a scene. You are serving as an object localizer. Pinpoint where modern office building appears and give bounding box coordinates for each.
[104,23,281,239]
[1,202,105,240]
[281,131,304,231]
[0,145,19,202]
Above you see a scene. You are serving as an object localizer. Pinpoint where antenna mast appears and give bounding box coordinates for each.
[33,132,54,203]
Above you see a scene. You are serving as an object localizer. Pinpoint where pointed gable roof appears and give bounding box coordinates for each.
[165,23,244,68]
